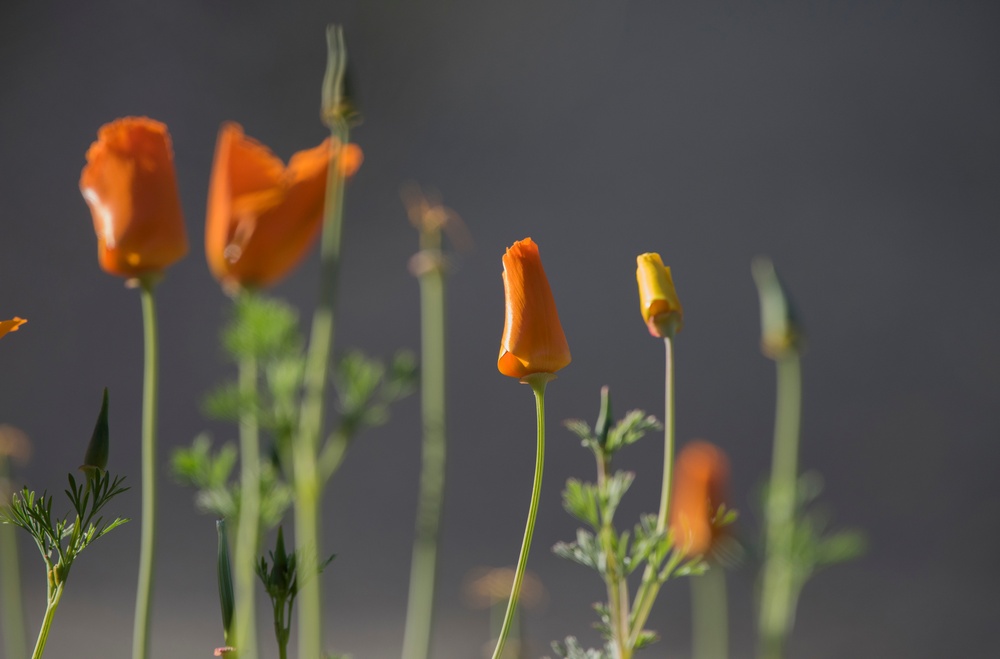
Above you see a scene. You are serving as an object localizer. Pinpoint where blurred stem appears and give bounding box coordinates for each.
[293,96,350,659]
[491,374,550,659]
[757,352,802,659]
[596,451,630,659]
[402,242,448,659]
[273,598,291,659]
[234,350,261,659]
[31,582,63,659]
[0,456,27,659]
[132,280,159,659]
[692,568,728,659]
[628,336,676,646]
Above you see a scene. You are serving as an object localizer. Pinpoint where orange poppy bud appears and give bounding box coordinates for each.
[80,117,188,278]
[498,238,571,379]
[670,440,729,557]
[0,317,26,340]
[636,252,683,338]
[205,122,363,291]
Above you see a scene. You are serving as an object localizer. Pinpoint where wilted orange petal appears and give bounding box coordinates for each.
[0,317,26,340]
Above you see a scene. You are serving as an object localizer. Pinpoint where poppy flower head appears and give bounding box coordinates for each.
[80,117,188,278]
[498,238,571,379]
[205,122,362,292]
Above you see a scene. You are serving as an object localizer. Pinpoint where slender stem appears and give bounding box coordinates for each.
[656,336,676,532]
[31,583,64,659]
[628,336,676,645]
[491,375,549,659]
[234,350,261,659]
[0,456,27,659]
[132,282,159,659]
[273,600,289,659]
[402,255,448,659]
[294,115,350,659]
[692,568,728,659]
[757,353,802,659]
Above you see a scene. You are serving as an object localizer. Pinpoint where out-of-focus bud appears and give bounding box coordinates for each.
[320,24,359,127]
[670,440,730,557]
[81,388,110,475]
[636,252,683,338]
[594,386,613,448]
[751,257,802,359]
[216,519,235,646]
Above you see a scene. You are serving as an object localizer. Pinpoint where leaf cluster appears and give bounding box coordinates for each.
[0,470,128,592]
[172,435,291,530]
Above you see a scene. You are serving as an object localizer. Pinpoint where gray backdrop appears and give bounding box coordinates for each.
[1,1,998,657]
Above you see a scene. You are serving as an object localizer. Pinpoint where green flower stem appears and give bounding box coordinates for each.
[234,351,261,659]
[294,108,350,659]
[491,373,552,659]
[0,456,27,659]
[273,599,291,659]
[757,352,802,659]
[31,582,64,659]
[692,568,728,659]
[627,336,676,645]
[402,249,448,659]
[656,336,676,533]
[132,281,159,659]
[595,451,630,659]
[0,457,27,659]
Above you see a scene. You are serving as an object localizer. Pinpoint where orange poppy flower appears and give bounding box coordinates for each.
[205,122,363,291]
[670,440,730,557]
[636,252,683,338]
[80,117,188,278]
[0,317,26,340]
[498,238,571,378]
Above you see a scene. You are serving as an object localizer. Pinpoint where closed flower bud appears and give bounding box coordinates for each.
[636,253,683,338]
[594,386,613,447]
[751,257,802,359]
[670,440,730,557]
[216,520,235,644]
[205,122,362,292]
[80,117,188,278]
[0,317,26,340]
[81,388,110,474]
[498,238,571,379]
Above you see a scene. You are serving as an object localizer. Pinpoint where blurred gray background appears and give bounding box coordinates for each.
[1,1,998,657]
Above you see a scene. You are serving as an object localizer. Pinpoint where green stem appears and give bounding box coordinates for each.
[294,114,350,659]
[273,600,290,659]
[595,451,630,659]
[402,254,447,659]
[757,353,802,659]
[656,336,676,533]
[235,351,261,659]
[692,568,728,659]
[31,582,64,659]
[0,456,27,659]
[491,374,550,659]
[628,336,676,646]
[132,281,159,659]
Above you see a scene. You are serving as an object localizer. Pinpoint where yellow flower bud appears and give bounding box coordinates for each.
[636,253,683,338]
